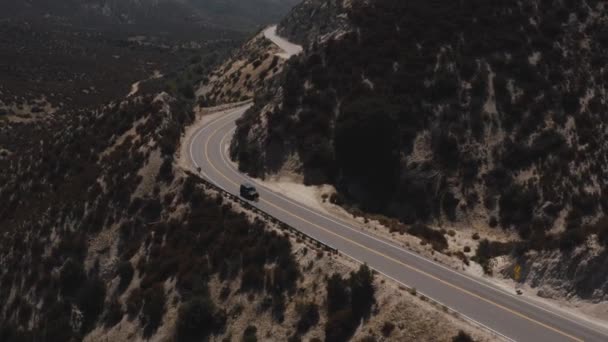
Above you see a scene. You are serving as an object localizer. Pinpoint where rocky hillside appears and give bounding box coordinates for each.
[230,0,608,300]
[277,0,352,47]
[197,30,287,106]
[0,3,489,341]
[0,91,485,341]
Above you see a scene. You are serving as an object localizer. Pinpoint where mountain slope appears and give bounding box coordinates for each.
[230,0,608,300]
[0,3,487,340]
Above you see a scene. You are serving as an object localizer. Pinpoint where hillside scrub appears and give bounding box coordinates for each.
[473,239,518,275]
[231,0,608,294]
[0,30,302,338]
[325,264,375,342]
[243,325,258,342]
[453,330,475,342]
[296,302,320,334]
[0,95,171,339]
[0,6,453,341]
[176,296,226,342]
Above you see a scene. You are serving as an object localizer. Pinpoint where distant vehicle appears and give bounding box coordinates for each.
[516,289,523,295]
[240,183,259,201]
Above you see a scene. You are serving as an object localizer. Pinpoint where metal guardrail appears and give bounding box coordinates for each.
[185,171,509,341]
[186,171,338,254]
[198,99,253,115]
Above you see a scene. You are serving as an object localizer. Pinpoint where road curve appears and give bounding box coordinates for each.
[188,106,608,342]
[263,25,303,59]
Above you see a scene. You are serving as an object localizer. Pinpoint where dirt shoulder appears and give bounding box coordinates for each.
[252,174,608,333]
[199,179,496,342]
[176,106,496,341]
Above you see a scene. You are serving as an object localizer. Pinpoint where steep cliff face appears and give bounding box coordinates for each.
[521,236,608,300]
[230,0,608,299]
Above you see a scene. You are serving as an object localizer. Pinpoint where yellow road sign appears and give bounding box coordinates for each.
[514,264,521,281]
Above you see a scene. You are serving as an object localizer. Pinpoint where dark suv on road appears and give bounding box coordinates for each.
[240,183,259,201]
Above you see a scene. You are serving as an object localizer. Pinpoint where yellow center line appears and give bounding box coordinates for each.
[202,114,584,342]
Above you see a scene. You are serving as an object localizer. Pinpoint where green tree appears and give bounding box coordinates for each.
[350,264,375,319]
[142,285,166,337]
[59,258,86,297]
[296,302,319,334]
[325,309,357,342]
[326,274,349,314]
[77,277,106,332]
[117,261,134,293]
[176,297,224,342]
[242,325,258,342]
[452,330,474,342]
[334,97,401,211]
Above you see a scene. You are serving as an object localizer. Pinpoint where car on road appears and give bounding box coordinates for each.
[240,183,259,201]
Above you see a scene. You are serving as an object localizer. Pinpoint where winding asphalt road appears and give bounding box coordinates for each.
[187,28,608,342]
[263,25,303,59]
[189,106,608,342]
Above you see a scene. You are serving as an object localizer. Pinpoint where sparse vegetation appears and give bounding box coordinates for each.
[118,261,135,293]
[473,239,516,274]
[4,0,608,340]
[232,0,608,295]
[325,264,375,342]
[296,302,320,334]
[176,297,225,342]
[452,330,474,342]
[77,277,106,333]
[408,224,448,251]
[381,321,395,337]
[242,325,258,342]
[0,13,283,339]
[104,299,124,327]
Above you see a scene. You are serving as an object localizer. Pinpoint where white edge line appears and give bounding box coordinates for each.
[188,106,249,183]
[213,125,514,341]
[205,119,513,341]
